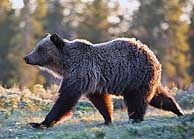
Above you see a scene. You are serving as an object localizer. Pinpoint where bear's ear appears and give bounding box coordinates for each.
[50,33,64,48]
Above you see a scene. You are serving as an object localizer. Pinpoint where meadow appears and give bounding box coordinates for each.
[0,84,194,139]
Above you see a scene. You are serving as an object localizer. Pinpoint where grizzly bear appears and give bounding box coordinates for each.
[24,33,184,128]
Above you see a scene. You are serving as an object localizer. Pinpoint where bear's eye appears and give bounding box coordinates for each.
[37,46,44,51]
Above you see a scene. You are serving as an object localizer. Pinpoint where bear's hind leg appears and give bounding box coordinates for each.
[149,93,184,116]
[87,93,113,125]
[124,91,148,123]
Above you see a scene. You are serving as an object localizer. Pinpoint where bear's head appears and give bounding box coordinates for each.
[24,33,64,66]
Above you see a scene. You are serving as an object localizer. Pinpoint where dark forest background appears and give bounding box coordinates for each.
[0,0,194,89]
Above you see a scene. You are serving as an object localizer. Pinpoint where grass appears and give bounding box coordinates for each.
[0,84,194,139]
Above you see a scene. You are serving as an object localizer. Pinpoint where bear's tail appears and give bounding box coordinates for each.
[149,84,184,116]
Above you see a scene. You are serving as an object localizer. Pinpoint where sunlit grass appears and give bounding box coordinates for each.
[0,84,194,139]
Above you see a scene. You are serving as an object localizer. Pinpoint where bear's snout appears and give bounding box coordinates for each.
[24,51,46,66]
[24,56,30,64]
[24,54,36,65]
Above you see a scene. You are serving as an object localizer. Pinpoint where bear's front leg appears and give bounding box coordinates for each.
[30,95,79,128]
[28,92,80,128]
[28,78,82,128]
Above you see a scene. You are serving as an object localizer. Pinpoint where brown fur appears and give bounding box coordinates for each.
[87,93,113,124]
[24,34,184,128]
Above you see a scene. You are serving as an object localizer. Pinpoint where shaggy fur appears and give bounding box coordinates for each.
[24,33,184,128]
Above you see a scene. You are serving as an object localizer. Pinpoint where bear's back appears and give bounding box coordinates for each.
[93,38,161,72]
[92,38,161,94]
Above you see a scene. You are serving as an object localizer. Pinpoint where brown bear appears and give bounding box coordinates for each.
[24,33,184,128]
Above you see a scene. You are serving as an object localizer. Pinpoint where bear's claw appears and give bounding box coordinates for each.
[27,122,47,129]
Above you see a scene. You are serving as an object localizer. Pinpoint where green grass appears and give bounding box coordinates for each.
[0,84,194,139]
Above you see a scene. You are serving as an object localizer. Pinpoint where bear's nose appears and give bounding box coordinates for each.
[24,56,30,64]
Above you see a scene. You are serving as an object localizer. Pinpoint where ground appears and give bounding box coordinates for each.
[0,85,194,139]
